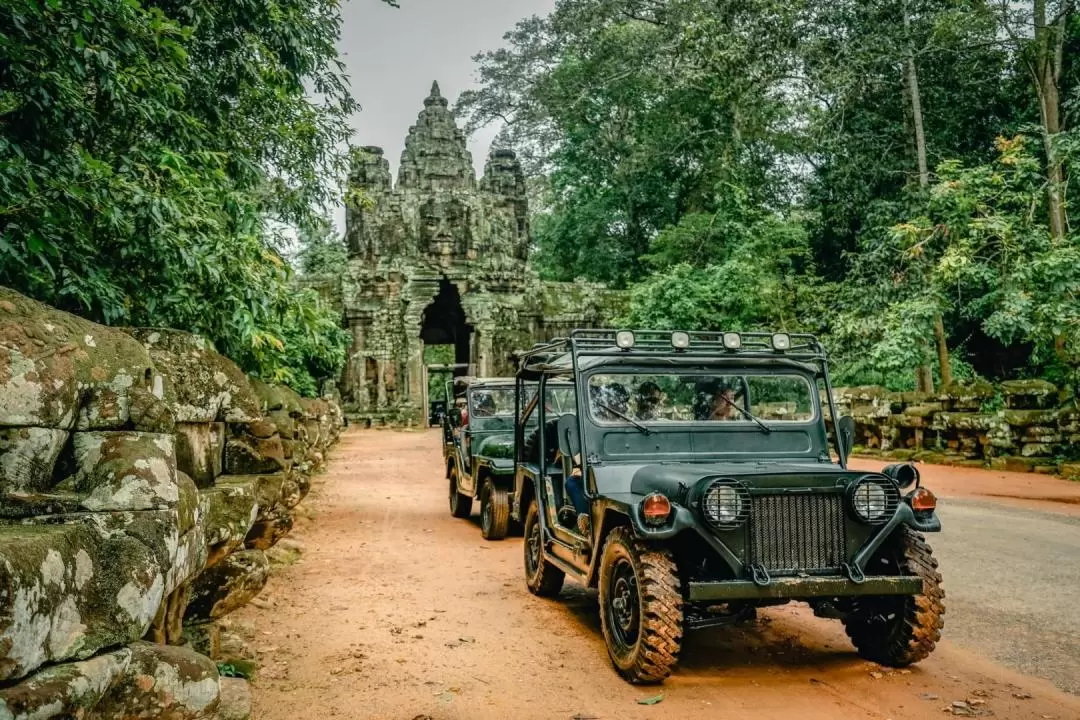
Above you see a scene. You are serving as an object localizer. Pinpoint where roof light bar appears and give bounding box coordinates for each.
[615,330,636,350]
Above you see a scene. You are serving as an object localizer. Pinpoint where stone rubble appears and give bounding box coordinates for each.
[0,286,343,719]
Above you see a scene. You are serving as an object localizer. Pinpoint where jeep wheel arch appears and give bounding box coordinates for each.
[588,508,634,588]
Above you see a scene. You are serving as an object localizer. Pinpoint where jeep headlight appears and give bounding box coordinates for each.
[702,479,749,529]
[850,477,898,524]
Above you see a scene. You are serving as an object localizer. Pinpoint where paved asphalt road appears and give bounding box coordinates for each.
[930,498,1080,694]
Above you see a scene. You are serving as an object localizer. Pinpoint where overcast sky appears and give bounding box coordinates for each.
[331,0,555,230]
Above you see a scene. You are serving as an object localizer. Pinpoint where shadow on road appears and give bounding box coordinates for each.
[555,586,862,675]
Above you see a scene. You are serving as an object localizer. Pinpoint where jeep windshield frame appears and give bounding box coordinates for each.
[516,329,848,473]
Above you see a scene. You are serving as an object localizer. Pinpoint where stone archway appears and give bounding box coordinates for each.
[420,278,471,371]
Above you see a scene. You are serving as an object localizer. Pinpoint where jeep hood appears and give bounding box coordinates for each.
[611,461,873,498]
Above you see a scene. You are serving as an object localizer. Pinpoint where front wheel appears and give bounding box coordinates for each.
[448,467,473,519]
[523,499,564,596]
[598,527,683,684]
[843,527,945,666]
[480,479,510,540]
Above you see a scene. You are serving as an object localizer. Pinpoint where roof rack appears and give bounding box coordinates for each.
[568,329,827,362]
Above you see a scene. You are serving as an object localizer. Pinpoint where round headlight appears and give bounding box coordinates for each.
[851,478,898,524]
[702,480,749,529]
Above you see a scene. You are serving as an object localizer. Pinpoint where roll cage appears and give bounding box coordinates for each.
[515,329,850,478]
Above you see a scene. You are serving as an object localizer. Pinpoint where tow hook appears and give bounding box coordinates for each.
[842,562,866,584]
[751,563,771,587]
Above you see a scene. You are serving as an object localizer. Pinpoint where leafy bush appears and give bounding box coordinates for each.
[0,0,364,395]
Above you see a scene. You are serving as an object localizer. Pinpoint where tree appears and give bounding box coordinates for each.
[0,0,398,394]
[295,218,348,277]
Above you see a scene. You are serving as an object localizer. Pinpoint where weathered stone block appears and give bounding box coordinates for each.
[1003,409,1059,427]
[91,641,219,720]
[0,646,132,720]
[0,521,164,681]
[174,422,225,488]
[903,403,941,418]
[68,431,178,512]
[0,427,68,495]
[201,480,257,567]
[0,288,156,430]
[183,623,221,659]
[216,473,286,519]
[185,550,270,624]
[223,435,284,475]
[177,471,200,535]
[126,328,260,423]
[1021,442,1054,457]
[1020,427,1062,444]
[216,678,253,720]
[244,514,294,551]
[1000,379,1058,409]
[937,379,995,412]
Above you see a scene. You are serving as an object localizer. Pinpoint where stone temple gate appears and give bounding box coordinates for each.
[338,82,625,423]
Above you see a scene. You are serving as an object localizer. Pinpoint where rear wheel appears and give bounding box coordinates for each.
[480,479,510,540]
[523,499,564,596]
[598,527,683,684]
[843,527,945,666]
[448,467,472,519]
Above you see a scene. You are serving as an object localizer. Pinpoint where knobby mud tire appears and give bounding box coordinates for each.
[481,479,510,540]
[523,500,564,597]
[843,527,945,666]
[448,467,473,519]
[598,527,683,684]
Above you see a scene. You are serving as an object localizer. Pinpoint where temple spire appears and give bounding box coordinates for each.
[401,81,474,190]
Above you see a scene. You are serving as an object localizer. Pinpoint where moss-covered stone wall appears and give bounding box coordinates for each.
[828,381,1080,479]
[0,286,344,720]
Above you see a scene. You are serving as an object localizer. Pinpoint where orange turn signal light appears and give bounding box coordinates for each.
[642,494,672,524]
[911,487,937,512]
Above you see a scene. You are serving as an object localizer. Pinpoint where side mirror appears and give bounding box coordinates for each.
[448,407,462,427]
[836,415,855,459]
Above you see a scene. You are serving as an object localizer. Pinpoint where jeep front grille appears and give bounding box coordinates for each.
[748,493,846,575]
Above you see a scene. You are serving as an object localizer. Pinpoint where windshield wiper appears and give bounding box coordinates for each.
[718,394,773,433]
[598,402,652,435]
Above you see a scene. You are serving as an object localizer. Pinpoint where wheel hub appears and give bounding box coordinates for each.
[612,576,635,632]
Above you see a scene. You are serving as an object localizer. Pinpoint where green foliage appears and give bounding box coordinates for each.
[216,659,256,679]
[425,344,455,405]
[0,0,385,395]
[469,0,1080,390]
[295,217,348,277]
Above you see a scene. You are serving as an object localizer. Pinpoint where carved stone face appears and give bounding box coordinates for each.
[419,198,470,266]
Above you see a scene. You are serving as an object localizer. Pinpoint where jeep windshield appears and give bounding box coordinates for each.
[587,372,816,425]
[583,371,822,461]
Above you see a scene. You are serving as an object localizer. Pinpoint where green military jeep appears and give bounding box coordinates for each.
[513,329,944,684]
[443,377,520,539]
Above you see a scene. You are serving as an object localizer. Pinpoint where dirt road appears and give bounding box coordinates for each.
[232,429,1080,720]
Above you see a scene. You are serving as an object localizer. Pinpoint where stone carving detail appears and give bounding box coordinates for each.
[340,82,627,425]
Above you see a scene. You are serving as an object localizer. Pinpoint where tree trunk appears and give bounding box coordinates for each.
[934,315,952,388]
[903,2,944,392]
[1033,0,1068,241]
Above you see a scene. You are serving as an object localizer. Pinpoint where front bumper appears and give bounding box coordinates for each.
[687,575,924,602]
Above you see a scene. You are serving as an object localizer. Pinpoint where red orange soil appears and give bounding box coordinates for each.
[232,428,1080,720]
